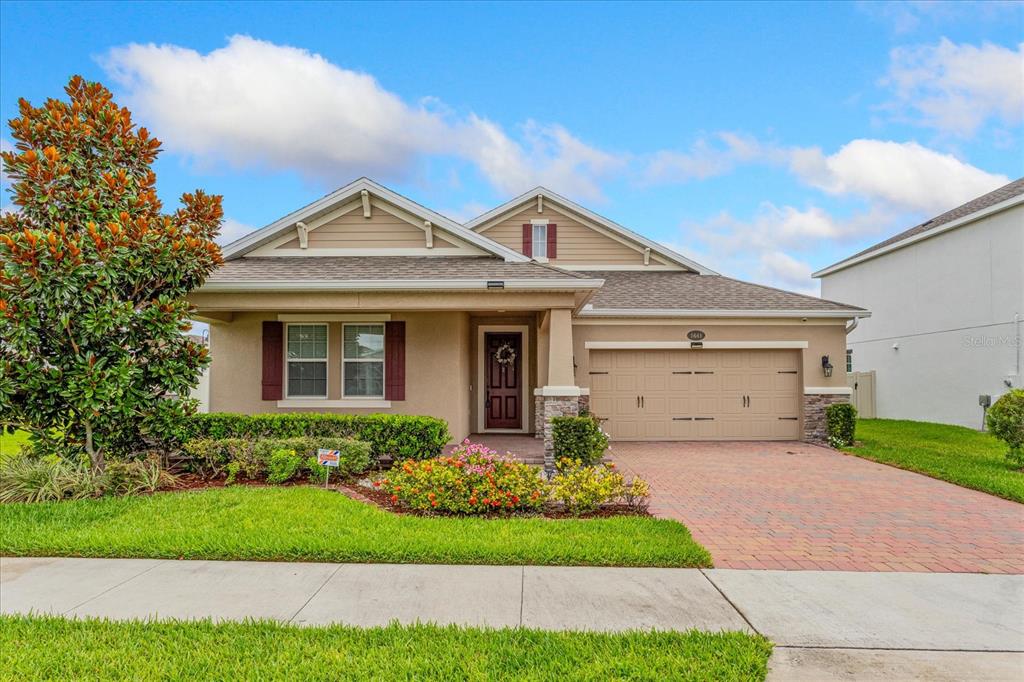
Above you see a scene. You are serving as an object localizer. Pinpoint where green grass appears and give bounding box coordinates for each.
[0,485,711,567]
[846,419,1024,503]
[0,615,771,681]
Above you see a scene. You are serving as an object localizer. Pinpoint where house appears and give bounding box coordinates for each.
[190,178,868,468]
[814,178,1024,429]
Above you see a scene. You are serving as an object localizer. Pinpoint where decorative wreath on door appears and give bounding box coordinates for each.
[494,342,517,367]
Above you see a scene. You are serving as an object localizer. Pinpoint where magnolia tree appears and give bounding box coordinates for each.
[0,76,223,471]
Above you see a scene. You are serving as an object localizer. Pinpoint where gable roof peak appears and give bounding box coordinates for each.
[465,186,718,275]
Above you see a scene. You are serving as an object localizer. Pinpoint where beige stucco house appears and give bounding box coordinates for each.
[190,178,868,467]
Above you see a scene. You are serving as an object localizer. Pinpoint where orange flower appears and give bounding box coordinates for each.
[390,494,398,503]
[469,497,477,504]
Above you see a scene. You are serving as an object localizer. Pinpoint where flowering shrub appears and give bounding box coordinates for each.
[549,458,626,515]
[621,477,651,513]
[374,440,547,514]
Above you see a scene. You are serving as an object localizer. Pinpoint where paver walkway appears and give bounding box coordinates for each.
[3,558,1022,680]
[611,441,1024,573]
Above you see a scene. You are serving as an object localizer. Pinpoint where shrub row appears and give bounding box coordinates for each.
[183,413,450,462]
[182,437,372,481]
[0,455,175,504]
[375,441,650,517]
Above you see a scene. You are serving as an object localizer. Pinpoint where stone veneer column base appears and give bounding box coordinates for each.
[803,393,849,445]
[533,388,585,473]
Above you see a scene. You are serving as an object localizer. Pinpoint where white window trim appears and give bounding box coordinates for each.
[342,322,386,399]
[530,219,548,261]
[285,323,329,399]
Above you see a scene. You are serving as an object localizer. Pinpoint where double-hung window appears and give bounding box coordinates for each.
[846,348,853,373]
[287,324,328,397]
[531,221,547,258]
[343,323,385,397]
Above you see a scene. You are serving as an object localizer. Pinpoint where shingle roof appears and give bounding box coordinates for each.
[207,256,589,282]
[819,177,1024,273]
[582,271,865,312]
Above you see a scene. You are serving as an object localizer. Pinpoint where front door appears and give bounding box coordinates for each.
[485,332,522,429]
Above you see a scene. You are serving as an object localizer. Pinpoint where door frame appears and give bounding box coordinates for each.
[477,325,530,434]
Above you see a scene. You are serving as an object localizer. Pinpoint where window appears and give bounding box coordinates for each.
[287,324,328,397]
[531,222,547,257]
[343,323,385,397]
[846,348,853,373]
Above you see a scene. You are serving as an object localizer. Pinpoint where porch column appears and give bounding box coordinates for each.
[534,307,581,473]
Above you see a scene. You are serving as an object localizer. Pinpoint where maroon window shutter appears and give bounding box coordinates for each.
[385,321,406,401]
[261,321,283,401]
[521,224,532,257]
[546,223,557,259]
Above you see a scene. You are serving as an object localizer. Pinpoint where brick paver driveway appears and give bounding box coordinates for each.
[611,442,1024,573]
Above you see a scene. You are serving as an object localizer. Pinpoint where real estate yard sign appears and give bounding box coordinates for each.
[317,449,340,487]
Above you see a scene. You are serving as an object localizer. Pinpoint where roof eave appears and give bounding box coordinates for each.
[197,278,605,293]
[813,192,1024,278]
[578,305,870,319]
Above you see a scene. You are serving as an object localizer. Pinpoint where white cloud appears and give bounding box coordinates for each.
[644,132,784,184]
[216,217,257,246]
[757,251,818,296]
[859,1,1022,34]
[790,139,1010,213]
[880,38,1024,137]
[101,35,620,202]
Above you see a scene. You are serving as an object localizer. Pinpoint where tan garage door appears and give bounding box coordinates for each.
[589,349,801,441]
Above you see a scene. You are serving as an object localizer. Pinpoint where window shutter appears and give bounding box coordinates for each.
[547,223,557,259]
[385,321,406,401]
[521,224,532,257]
[261,321,283,401]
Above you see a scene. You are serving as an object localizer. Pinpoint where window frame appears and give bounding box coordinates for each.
[342,322,386,399]
[284,323,329,399]
[846,348,853,373]
[530,220,548,259]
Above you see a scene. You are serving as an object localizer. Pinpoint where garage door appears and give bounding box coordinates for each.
[589,349,801,440]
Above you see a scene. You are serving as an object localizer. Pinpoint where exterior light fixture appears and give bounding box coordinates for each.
[821,355,833,378]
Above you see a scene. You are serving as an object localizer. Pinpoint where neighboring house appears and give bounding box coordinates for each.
[815,178,1024,430]
[190,178,867,468]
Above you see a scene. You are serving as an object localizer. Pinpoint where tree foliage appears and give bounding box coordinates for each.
[0,76,223,470]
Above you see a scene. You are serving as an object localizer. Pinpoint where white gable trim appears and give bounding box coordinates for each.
[221,178,529,262]
[466,187,717,275]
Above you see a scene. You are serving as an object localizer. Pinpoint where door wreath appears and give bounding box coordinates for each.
[494,342,517,367]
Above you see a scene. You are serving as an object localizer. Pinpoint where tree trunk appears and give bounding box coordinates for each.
[84,420,104,472]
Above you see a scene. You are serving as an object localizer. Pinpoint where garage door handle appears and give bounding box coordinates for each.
[694,417,714,421]
[641,396,645,408]
[777,370,798,374]
[637,396,640,408]
[694,371,714,374]
[778,417,798,421]
[672,371,692,375]
[589,371,608,375]
[673,417,693,421]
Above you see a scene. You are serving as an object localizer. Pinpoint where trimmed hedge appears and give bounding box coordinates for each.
[551,415,609,467]
[826,403,857,447]
[183,413,449,462]
[182,437,372,480]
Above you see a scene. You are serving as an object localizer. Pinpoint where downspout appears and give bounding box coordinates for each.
[845,317,860,335]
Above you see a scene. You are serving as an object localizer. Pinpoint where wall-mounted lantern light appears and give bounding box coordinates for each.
[821,355,834,378]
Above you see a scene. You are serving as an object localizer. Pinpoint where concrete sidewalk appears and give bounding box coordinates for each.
[2,557,1023,680]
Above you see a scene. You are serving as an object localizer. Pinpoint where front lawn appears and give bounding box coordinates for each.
[0,615,771,681]
[845,419,1024,503]
[0,485,712,567]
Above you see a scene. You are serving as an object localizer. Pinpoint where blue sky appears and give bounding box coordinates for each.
[2,0,1022,294]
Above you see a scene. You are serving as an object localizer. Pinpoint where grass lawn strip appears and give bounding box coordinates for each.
[0,615,771,682]
[846,419,1023,504]
[0,485,712,568]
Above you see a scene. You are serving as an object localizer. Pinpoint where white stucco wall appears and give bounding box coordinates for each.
[820,204,1023,429]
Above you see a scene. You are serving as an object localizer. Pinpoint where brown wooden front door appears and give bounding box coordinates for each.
[485,332,522,429]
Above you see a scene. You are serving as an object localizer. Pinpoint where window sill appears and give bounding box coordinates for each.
[277,399,392,409]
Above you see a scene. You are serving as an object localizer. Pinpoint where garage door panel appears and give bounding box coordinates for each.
[590,348,802,441]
